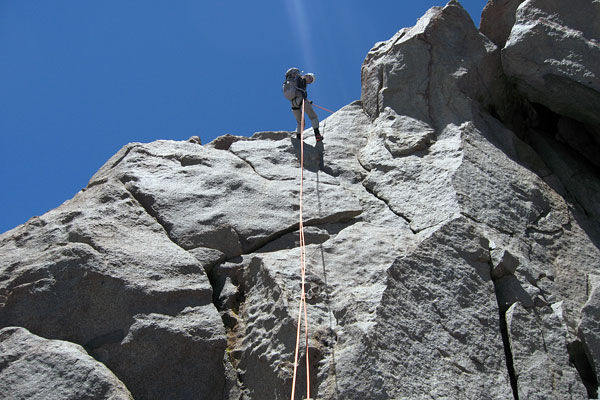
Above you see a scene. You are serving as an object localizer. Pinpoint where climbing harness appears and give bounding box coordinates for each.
[291,99,312,400]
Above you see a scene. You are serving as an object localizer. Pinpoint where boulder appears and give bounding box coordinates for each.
[0,178,227,399]
[480,0,526,47]
[0,327,132,400]
[502,0,600,129]
[361,1,507,129]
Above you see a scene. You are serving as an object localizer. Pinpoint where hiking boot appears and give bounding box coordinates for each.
[314,128,323,142]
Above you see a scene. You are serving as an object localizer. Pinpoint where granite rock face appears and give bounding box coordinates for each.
[506,302,588,399]
[579,275,600,385]
[502,0,600,167]
[501,0,600,135]
[480,0,526,47]
[0,176,227,399]
[361,0,509,129]
[1,1,599,399]
[0,327,132,400]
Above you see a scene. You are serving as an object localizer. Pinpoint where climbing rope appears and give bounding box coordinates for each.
[290,99,312,400]
[312,102,335,114]
[290,100,335,400]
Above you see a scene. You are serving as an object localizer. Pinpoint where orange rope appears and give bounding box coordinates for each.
[290,99,311,400]
[312,102,335,114]
[290,99,333,400]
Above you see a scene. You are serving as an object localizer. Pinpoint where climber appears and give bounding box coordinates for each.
[282,67,322,142]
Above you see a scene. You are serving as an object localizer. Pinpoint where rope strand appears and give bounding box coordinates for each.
[291,99,311,400]
[289,98,335,400]
[312,102,335,114]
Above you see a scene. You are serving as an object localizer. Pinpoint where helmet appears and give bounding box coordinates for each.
[286,67,301,80]
[305,73,315,83]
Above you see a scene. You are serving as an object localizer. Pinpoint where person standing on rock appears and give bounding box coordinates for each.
[282,67,322,142]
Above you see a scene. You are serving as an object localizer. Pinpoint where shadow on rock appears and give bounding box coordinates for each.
[292,137,324,172]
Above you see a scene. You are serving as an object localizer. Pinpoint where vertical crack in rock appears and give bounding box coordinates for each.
[376,66,383,118]
[567,340,599,398]
[204,258,247,397]
[99,178,228,391]
[489,253,520,400]
[495,301,520,400]
[114,177,248,397]
[420,34,437,132]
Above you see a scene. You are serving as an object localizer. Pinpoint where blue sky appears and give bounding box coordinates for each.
[0,0,487,233]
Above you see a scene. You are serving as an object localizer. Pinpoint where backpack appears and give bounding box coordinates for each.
[282,68,301,100]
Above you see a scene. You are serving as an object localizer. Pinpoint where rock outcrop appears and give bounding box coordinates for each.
[1,0,599,399]
[0,327,132,399]
[480,0,525,48]
[502,0,600,128]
